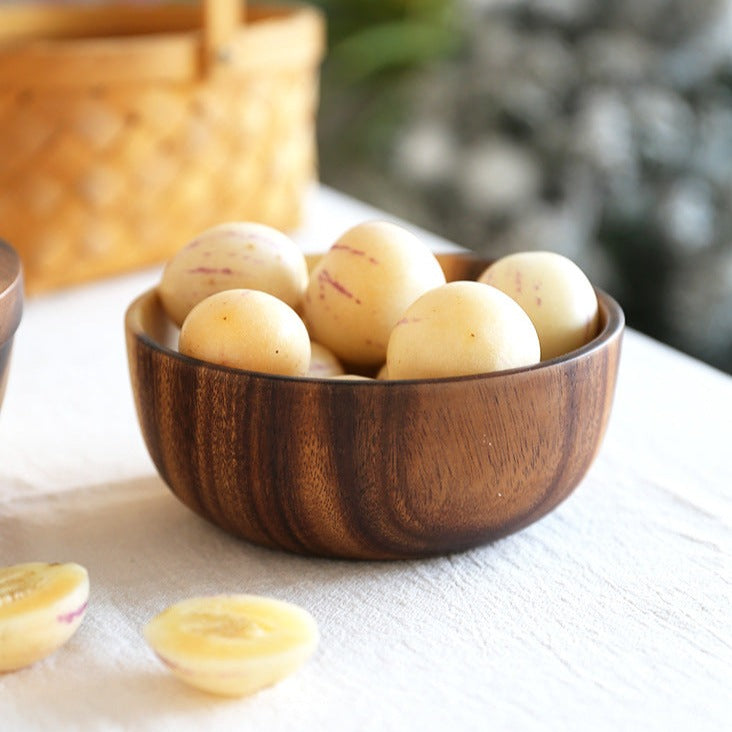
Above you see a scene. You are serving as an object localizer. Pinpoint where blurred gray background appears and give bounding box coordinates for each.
[314,0,732,373]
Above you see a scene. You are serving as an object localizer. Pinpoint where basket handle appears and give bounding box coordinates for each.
[202,0,244,71]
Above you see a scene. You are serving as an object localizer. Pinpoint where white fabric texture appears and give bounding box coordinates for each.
[0,187,729,731]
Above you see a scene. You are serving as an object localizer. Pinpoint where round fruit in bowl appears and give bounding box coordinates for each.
[125,222,624,559]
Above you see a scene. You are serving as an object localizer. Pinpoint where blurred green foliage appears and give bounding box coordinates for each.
[306,0,460,184]
[309,0,458,83]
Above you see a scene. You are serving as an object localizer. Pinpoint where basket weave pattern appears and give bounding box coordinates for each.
[0,3,323,293]
[0,73,317,292]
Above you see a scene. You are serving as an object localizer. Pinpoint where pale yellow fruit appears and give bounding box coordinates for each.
[387,281,540,379]
[179,289,311,376]
[478,251,599,360]
[376,363,389,380]
[159,222,309,326]
[303,221,446,366]
[332,374,372,380]
[308,341,345,378]
[144,595,319,697]
[0,562,89,672]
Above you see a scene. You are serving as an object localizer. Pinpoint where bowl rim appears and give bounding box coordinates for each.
[0,239,23,345]
[126,256,625,386]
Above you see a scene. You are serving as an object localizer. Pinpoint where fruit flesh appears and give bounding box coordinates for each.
[0,562,89,672]
[144,594,319,697]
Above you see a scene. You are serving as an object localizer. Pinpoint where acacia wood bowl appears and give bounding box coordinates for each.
[125,253,624,560]
[0,240,23,412]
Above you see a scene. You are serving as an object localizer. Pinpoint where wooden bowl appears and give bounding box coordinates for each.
[0,240,23,412]
[125,253,624,560]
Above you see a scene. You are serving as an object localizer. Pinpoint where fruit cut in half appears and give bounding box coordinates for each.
[0,562,89,673]
[144,594,319,697]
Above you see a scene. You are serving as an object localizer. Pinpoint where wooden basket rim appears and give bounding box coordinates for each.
[0,2,324,86]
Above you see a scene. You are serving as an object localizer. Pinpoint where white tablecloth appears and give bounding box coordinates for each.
[1,187,730,731]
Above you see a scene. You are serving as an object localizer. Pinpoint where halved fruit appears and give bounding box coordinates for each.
[0,562,89,672]
[144,594,319,697]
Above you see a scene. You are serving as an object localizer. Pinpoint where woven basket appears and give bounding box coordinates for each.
[0,1,325,293]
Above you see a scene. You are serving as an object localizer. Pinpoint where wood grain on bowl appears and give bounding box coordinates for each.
[0,239,23,410]
[125,253,624,559]
[0,341,12,407]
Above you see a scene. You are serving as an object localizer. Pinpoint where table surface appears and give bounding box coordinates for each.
[1,186,730,731]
